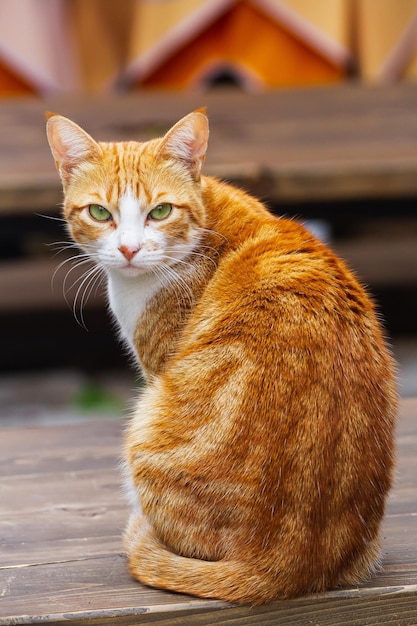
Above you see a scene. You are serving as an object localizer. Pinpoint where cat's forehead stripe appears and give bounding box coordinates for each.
[102,140,153,204]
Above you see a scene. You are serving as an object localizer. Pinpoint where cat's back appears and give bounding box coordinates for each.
[173,181,396,450]
[191,178,379,351]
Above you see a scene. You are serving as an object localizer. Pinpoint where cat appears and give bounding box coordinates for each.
[46,109,397,605]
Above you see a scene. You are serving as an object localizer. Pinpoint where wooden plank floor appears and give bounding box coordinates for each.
[1,399,417,625]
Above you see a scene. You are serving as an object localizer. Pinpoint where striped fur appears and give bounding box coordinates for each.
[47,111,397,604]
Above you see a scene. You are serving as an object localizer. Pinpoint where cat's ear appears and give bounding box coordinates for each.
[46,113,102,185]
[161,110,209,181]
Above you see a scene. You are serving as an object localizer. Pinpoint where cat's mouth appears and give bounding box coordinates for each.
[118,263,148,277]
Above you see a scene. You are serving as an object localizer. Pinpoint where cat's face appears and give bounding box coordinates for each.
[46,112,209,278]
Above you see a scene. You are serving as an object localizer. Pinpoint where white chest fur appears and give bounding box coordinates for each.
[106,270,162,357]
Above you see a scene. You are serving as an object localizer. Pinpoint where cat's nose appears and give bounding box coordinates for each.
[119,245,140,261]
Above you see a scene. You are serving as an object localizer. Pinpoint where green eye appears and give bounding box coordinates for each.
[148,203,172,221]
[88,204,112,222]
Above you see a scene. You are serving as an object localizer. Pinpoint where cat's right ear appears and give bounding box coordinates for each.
[46,113,102,185]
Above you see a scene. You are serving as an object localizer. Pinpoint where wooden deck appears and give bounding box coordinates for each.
[1,398,417,625]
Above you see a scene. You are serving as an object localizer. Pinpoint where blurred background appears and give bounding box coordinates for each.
[0,0,416,425]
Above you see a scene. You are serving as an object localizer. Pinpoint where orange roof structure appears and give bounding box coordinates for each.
[122,0,352,90]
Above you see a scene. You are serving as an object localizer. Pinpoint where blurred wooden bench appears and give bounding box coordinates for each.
[0,398,416,625]
[1,84,417,315]
[2,82,417,211]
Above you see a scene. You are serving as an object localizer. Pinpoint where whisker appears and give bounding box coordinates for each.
[52,255,92,294]
[153,263,194,310]
[163,251,217,271]
[196,244,221,256]
[199,227,229,245]
[63,259,96,293]
[72,264,106,329]
[189,250,219,267]
[71,266,104,330]
[48,241,81,253]
[62,262,94,311]
[52,251,101,317]
[72,268,97,329]
[162,262,194,306]
[151,266,180,308]
[36,213,66,222]
[164,245,220,267]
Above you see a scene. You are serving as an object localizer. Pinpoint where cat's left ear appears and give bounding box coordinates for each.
[161,111,209,181]
[46,113,102,186]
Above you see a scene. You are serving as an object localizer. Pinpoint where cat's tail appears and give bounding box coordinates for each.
[125,514,279,605]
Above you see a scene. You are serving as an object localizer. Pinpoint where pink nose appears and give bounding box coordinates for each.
[119,245,139,261]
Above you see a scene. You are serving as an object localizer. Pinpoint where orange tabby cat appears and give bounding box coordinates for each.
[47,110,397,605]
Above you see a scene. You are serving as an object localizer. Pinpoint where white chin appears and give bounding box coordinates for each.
[118,265,148,277]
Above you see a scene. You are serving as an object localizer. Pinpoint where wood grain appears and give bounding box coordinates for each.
[1,399,416,624]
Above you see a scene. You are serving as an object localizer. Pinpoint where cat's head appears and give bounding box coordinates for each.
[46,111,209,277]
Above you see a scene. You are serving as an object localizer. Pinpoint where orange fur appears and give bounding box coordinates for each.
[47,111,397,605]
